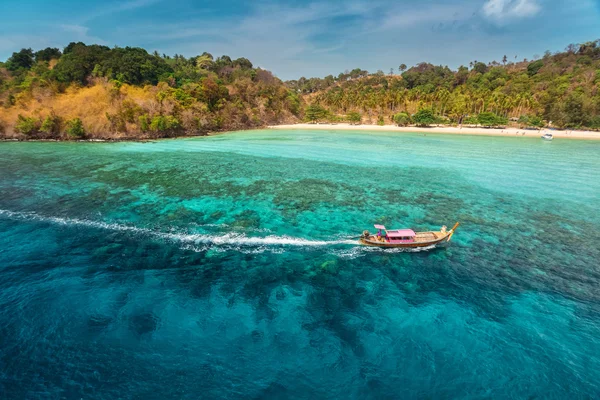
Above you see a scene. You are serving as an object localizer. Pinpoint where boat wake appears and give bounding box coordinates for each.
[0,209,439,256]
[0,209,355,252]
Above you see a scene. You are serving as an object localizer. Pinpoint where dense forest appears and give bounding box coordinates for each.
[0,43,301,139]
[288,40,600,130]
[1,39,599,139]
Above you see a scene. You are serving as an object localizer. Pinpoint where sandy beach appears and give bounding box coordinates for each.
[270,123,600,140]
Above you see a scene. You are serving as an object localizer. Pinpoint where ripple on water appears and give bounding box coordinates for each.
[1,130,600,398]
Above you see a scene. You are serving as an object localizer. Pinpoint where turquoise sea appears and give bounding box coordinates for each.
[1,129,600,399]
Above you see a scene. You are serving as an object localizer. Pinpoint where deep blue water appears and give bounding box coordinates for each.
[1,130,600,399]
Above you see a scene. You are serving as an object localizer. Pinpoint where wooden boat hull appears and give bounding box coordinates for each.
[359,231,451,248]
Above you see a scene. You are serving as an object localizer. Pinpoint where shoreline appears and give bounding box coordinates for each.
[269,123,600,140]
[3,124,600,142]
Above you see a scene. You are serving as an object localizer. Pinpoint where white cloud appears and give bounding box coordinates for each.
[58,24,107,45]
[379,6,467,30]
[482,0,541,23]
[83,0,163,22]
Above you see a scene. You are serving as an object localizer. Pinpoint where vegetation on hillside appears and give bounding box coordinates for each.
[287,40,600,130]
[2,39,600,139]
[0,43,301,139]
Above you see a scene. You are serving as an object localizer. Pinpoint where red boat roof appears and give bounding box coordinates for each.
[386,229,416,237]
[374,224,386,230]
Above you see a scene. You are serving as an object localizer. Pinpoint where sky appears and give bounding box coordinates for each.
[0,0,599,80]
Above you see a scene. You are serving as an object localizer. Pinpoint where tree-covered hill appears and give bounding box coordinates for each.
[2,40,600,139]
[287,40,600,130]
[0,43,301,139]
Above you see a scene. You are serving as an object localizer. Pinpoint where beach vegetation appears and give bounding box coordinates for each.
[14,115,39,136]
[463,115,479,125]
[477,112,507,128]
[40,113,62,136]
[412,109,437,127]
[150,115,181,133]
[2,38,600,138]
[286,39,600,131]
[519,115,544,128]
[0,43,300,138]
[393,112,411,126]
[347,111,362,124]
[305,104,328,123]
[66,118,85,139]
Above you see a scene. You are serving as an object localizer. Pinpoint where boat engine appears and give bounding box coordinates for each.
[362,230,370,239]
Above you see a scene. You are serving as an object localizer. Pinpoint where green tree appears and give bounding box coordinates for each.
[53,43,110,84]
[412,109,437,127]
[233,57,253,69]
[399,64,407,72]
[98,47,173,85]
[66,118,85,139]
[14,115,39,136]
[35,47,62,62]
[563,92,587,127]
[393,112,411,126]
[473,62,488,74]
[195,54,214,71]
[40,113,62,136]
[347,111,361,124]
[150,115,181,133]
[530,115,544,128]
[6,48,35,71]
[305,104,328,122]
[139,115,150,132]
[527,60,544,77]
[478,112,507,127]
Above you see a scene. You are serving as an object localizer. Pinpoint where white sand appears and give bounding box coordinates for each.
[269,123,600,140]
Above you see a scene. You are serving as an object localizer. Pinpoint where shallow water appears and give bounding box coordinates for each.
[1,129,599,399]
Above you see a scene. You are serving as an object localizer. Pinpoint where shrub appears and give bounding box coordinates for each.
[412,108,437,127]
[150,115,181,133]
[304,104,328,122]
[393,112,411,126]
[66,118,85,139]
[106,112,126,133]
[589,116,600,130]
[0,119,5,134]
[40,113,62,136]
[529,115,544,128]
[527,60,544,77]
[14,114,40,136]
[347,111,361,124]
[327,114,343,123]
[139,115,150,132]
[518,115,530,126]
[463,115,478,125]
[477,112,507,127]
[377,115,385,126]
[286,92,301,115]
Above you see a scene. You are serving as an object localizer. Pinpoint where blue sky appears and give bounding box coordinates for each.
[1,0,599,80]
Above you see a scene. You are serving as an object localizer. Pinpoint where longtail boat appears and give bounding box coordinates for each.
[359,222,459,248]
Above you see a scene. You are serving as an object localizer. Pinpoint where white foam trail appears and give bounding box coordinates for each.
[0,209,440,254]
[0,209,354,248]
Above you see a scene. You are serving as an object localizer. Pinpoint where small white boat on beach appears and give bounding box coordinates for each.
[541,133,553,141]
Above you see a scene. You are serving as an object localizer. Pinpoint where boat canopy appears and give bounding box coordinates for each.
[374,224,386,230]
[386,229,416,238]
